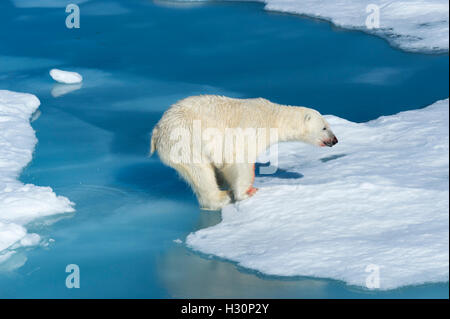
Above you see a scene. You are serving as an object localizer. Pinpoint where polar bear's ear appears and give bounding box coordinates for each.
[304,114,312,122]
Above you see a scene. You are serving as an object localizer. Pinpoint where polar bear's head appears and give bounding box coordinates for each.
[302,109,338,147]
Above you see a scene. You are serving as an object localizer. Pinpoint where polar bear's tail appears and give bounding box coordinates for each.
[149,126,158,156]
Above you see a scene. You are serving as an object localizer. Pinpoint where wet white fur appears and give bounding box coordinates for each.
[150,95,335,210]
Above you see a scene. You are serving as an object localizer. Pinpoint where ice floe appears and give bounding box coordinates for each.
[263,0,449,52]
[187,98,449,290]
[49,69,83,84]
[0,90,74,264]
[181,0,449,52]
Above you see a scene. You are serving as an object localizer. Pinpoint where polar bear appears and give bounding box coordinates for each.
[150,95,338,210]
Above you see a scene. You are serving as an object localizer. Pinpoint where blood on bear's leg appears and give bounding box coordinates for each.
[220,163,258,201]
[246,164,258,197]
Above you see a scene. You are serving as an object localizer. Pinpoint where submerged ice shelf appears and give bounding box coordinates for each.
[0,90,74,263]
[187,99,450,290]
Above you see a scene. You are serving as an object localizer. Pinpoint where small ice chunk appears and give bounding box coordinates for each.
[19,233,41,247]
[49,69,83,84]
[173,239,183,244]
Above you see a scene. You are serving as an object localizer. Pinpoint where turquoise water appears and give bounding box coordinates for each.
[0,0,448,298]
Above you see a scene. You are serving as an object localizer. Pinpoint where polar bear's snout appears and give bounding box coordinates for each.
[322,135,338,147]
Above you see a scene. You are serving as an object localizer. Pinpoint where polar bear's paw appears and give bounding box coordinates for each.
[234,187,259,202]
[200,190,231,211]
[246,187,259,197]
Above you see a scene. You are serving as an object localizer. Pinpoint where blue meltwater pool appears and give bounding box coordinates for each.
[0,0,448,298]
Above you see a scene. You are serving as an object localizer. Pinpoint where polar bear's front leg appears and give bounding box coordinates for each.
[174,163,231,210]
[221,163,258,201]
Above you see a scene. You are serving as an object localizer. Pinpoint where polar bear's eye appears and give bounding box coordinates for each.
[323,127,327,130]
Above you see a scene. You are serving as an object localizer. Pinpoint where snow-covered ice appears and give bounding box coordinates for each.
[49,69,83,84]
[187,99,449,290]
[183,0,449,52]
[263,0,449,52]
[0,90,74,264]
